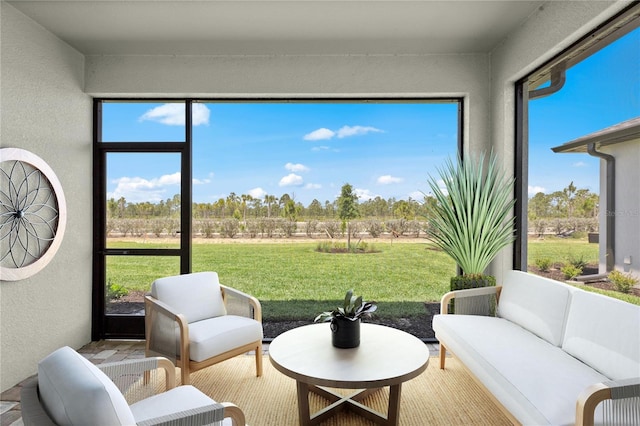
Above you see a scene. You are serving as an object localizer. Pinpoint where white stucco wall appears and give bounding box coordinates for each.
[488,0,631,284]
[603,140,640,279]
[0,3,92,391]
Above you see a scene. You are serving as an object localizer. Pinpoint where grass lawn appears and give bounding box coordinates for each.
[107,236,638,320]
[527,236,599,265]
[107,240,456,320]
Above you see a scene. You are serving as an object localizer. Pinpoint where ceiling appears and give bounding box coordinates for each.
[8,0,544,56]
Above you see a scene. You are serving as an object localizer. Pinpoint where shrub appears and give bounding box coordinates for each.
[280,220,297,237]
[533,219,546,237]
[315,240,378,254]
[305,219,319,237]
[608,270,638,294]
[323,221,341,238]
[567,254,588,269]
[107,280,129,300]
[199,220,216,238]
[219,218,240,238]
[535,257,553,272]
[364,219,384,238]
[561,264,582,280]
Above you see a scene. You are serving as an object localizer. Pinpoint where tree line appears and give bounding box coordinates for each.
[107,187,434,222]
[106,181,599,238]
[528,182,599,236]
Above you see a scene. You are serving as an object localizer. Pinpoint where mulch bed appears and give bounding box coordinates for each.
[530,265,640,298]
[107,292,439,341]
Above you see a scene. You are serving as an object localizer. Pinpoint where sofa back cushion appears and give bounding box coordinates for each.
[562,289,640,380]
[151,271,227,323]
[38,346,136,426]
[498,270,572,346]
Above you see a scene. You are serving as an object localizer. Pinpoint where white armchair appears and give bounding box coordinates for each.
[145,271,263,385]
[20,346,246,426]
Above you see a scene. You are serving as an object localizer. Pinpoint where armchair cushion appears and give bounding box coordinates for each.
[37,346,136,426]
[189,315,264,362]
[130,384,223,425]
[151,271,227,323]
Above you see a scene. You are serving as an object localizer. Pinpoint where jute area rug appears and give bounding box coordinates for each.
[186,355,512,426]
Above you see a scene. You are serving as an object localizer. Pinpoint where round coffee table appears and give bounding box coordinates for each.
[269,323,429,425]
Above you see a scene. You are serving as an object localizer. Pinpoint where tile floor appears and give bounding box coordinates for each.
[1,339,440,426]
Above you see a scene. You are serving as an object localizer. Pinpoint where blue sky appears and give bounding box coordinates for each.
[104,27,639,206]
[104,102,459,205]
[528,26,639,196]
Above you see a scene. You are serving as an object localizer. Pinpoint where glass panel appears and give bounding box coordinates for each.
[106,153,181,249]
[105,255,180,315]
[102,101,187,142]
[527,27,639,286]
[191,101,459,340]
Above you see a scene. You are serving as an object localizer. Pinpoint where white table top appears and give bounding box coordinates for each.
[269,323,429,389]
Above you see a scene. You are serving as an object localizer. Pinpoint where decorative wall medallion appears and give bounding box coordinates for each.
[0,148,67,281]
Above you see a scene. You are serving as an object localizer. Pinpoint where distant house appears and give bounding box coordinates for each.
[552,117,640,280]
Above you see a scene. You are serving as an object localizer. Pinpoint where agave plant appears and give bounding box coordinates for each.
[425,151,515,277]
[314,289,377,323]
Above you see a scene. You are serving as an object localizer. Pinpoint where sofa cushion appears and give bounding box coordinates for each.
[562,289,640,380]
[498,270,572,346]
[152,271,227,323]
[433,314,608,426]
[37,346,136,426]
[188,315,263,362]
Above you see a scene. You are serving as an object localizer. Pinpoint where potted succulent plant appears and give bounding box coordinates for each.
[425,151,515,312]
[314,289,377,348]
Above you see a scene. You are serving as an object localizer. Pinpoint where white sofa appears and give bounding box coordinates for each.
[433,270,640,426]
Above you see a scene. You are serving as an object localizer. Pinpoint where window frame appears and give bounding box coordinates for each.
[92,97,463,339]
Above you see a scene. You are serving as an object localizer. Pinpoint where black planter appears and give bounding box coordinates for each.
[330,317,360,348]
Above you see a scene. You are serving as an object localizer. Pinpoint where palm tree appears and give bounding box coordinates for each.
[264,194,276,218]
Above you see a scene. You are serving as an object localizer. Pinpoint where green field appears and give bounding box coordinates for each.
[527,236,599,266]
[106,240,456,320]
[106,237,638,321]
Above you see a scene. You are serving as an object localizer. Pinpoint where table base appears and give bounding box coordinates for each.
[296,381,402,425]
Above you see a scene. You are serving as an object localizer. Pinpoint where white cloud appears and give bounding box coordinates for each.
[377,175,403,184]
[409,191,425,200]
[354,188,378,201]
[193,178,211,185]
[311,146,331,151]
[303,128,335,141]
[108,172,213,202]
[528,185,546,195]
[108,173,182,203]
[336,125,383,138]
[139,103,210,126]
[304,125,383,141]
[157,172,181,185]
[573,161,587,167]
[248,187,267,198]
[285,162,310,173]
[192,104,210,126]
[279,173,304,187]
[305,183,322,189]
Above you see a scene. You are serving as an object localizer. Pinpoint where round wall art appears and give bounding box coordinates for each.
[0,148,67,281]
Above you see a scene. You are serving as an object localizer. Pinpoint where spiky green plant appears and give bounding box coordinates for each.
[425,152,516,276]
